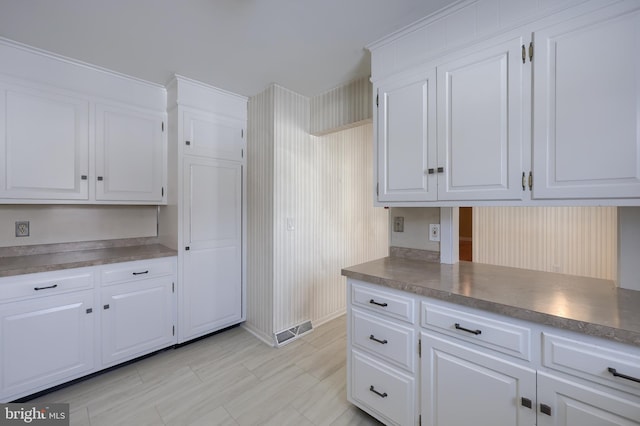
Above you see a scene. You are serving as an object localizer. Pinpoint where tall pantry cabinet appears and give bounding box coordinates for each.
[161,75,247,343]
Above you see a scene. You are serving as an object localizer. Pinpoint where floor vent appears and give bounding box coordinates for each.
[274,320,313,347]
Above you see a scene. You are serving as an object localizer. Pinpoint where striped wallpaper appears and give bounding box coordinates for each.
[246,83,388,344]
[310,76,372,135]
[473,207,617,280]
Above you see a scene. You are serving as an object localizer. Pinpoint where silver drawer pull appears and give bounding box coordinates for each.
[369,385,388,398]
[34,284,58,291]
[369,334,388,345]
[454,323,482,335]
[369,299,388,307]
[608,367,640,384]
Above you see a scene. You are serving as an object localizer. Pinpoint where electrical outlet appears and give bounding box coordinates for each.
[393,216,404,232]
[429,223,440,242]
[15,221,30,237]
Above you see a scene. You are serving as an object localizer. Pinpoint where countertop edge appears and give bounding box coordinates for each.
[342,267,640,347]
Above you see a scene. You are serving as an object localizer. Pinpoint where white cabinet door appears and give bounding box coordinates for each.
[537,372,640,426]
[95,103,165,202]
[101,275,175,366]
[437,36,526,201]
[183,109,244,161]
[180,157,243,342]
[0,82,89,201]
[533,4,640,199]
[421,331,536,426]
[0,291,95,400]
[377,70,437,202]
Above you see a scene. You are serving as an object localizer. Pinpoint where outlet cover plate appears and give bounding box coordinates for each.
[15,221,30,237]
[429,223,440,242]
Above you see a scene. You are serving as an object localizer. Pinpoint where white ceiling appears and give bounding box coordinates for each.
[0,0,458,97]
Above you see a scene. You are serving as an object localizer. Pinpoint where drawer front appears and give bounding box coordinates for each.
[351,281,415,324]
[0,268,95,303]
[351,350,415,426]
[542,332,640,396]
[100,257,175,286]
[352,308,415,372]
[422,302,531,360]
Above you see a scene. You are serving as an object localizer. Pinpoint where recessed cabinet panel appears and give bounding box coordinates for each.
[533,6,640,199]
[421,331,537,426]
[95,104,164,202]
[183,110,244,161]
[377,71,437,202]
[437,37,525,201]
[0,83,89,200]
[0,291,95,398]
[537,372,640,426]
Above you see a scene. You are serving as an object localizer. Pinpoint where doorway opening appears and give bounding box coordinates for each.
[459,207,472,261]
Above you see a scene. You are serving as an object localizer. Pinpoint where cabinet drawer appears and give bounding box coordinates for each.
[542,332,640,396]
[0,268,94,303]
[100,258,175,286]
[351,281,415,324]
[351,350,415,426]
[422,302,531,360]
[352,309,415,372]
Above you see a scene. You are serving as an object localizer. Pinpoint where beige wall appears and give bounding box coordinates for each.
[474,206,617,280]
[246,83,388,343]
[389,207,440,251]
[0,205,157,247]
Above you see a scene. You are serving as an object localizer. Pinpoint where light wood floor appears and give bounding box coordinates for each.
[31,315,383,426]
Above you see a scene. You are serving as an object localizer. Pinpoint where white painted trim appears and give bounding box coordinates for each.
[440,207,459,264]
[241,323,276,347]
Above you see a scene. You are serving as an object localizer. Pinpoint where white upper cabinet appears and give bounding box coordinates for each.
[437,36,526,201]
[0,81,89,201]
[377,70,436,202]
[183,109,244,161]
[95,103,165,202]
[0,39,167,204]
[532,3,640,200]
[370,0,640,205]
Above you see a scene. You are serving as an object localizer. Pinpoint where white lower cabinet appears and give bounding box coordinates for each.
[0,256,177,402]
[0,290,96,401]
[346,279,640,426]
[100,258,177,367]
[421,331,536,426]
[537,372,640,426]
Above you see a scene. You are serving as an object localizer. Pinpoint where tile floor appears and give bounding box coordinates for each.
[30,315,383,425]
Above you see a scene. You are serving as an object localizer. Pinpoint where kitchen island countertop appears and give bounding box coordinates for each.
[342,256,640,346]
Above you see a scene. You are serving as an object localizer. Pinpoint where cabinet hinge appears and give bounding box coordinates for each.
[241,128,244,138]
[419,414,421,426]
[161,187,164,197]
[172,282,175,293]
[528,41,534,62]
[376,93,379,108]
[418,338,421,357]
[528,171,533,191]
[172,325,175,336]
[161,121,164,132]
[376,183,379,196]
[242,149,244,158]
[521,44,526,64]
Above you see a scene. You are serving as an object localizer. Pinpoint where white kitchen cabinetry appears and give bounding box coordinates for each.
[0,39,167,205]
[181,157,243,340]
[0,268,96,402]
[376,36,525,204]
[421,331,536,426]
[162,75,247,344]
[532,3,640,200]
[183,109,244,161]
[347,280,417,426]
[100,258,176,367]
[377,70,436,202]
[0,81,90,201]
[346,278,640,426]
[95,103,165,202]
[0,257,177,402]
[371,0,640,205]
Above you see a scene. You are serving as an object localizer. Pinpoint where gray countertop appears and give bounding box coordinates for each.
[342,257,640,347]
[0,241,177,277]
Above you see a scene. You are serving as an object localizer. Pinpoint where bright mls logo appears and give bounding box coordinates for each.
[0,404,69,425]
